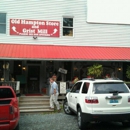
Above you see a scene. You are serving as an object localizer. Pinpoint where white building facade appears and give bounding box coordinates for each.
[1,0,130,47]
[0,0,130,94]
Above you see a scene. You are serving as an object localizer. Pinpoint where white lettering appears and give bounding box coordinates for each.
[39,33,50,36]
[11,19,20,24]
[46,21,59,26]
[22,28,35,33]
[32,25,39,28]
[38,29,47,33]
[21,20,45,25]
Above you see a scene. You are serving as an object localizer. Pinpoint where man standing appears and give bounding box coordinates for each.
[49,78,61,111]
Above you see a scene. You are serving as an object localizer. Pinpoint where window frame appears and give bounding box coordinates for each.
[0,88,14,98]
[71,82,82,93]
[0,12,6,34]
[93,82,129,94]
[62,16,74,37]
[82,82,90,94]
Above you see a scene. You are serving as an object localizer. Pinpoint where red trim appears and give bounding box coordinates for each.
[0,43,130,60]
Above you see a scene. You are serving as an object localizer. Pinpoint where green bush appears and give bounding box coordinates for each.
[87,63,103,78]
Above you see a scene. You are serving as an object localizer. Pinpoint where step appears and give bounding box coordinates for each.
[19,105,50,110]
[20,108,54,113]
[19,101,49,104]
[19,98,49,102]
[19,95,64,113]
[19,96,65,101]
[19,102,49,106]
[20,95,49,97]
[19,98,50,101]
[20,96,50,99]
[19,100,49,103]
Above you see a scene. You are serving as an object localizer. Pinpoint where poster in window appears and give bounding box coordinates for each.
[60,82,66,94]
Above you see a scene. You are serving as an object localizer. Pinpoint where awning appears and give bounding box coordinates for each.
[0,43,130,61]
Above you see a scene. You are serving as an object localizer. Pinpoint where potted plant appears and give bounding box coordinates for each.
[87,63,103,78]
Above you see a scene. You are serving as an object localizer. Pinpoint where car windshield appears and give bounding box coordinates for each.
[0,88,14,98]
[93,82,129,94]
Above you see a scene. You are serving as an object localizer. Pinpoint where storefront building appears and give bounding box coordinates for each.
[1,0,130,94]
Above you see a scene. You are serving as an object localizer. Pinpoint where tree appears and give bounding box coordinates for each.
[87,63,103,78]
[126,65,130,80]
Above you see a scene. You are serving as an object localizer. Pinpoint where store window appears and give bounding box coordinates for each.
[63,17,73,36]
[0,13,6,34]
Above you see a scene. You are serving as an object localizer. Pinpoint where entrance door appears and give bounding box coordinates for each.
[27,66,40,93]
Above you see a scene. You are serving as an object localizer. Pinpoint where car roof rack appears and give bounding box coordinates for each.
[82,78,95,81]
[104,78,119,80]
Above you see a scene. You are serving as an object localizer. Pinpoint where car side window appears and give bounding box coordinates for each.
[82,82,90,94]
[71,82,82,93]
[0,88,14,98]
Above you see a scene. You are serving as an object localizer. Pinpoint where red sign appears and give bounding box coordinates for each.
[10,19,60,37]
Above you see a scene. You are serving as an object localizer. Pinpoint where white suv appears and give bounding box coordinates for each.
[63,78,130,129]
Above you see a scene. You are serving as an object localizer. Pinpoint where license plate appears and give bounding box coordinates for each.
[110,99,118,103]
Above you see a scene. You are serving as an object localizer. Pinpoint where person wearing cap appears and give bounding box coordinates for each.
[49,77,61,112]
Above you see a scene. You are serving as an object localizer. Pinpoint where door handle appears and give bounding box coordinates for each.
[75,97,77,98]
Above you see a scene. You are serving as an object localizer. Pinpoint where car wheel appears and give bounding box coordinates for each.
[63,99,73,115]
[77,107,88,130]
[14,122,19,130]
[122,121,130,127]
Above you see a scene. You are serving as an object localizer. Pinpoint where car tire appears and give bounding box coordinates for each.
[14,122,19,130]
[122,121,130,127]
[63,99,73,115]
[77,107,88,130]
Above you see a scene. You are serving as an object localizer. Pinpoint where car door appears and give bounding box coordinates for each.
[80,82,92,113]
[69,82,82,111]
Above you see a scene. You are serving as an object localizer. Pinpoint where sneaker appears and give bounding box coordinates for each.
[57,108,61,112]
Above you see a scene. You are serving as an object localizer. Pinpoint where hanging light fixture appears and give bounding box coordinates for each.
[18,64,21,67]
[3,62,9,70]
[117,67,122,71]
[22,66,26,70]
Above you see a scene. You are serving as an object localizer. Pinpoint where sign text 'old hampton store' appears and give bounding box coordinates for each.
[10,19,60,37]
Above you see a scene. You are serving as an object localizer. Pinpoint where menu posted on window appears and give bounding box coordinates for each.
[10,19,60,37]
[60,82,66,94]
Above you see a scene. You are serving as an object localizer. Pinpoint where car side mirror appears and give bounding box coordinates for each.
[66,89,71,93]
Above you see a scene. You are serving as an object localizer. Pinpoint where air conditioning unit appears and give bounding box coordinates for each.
[58,68,67,74]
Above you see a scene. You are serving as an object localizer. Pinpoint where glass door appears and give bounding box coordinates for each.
[27,66,40,93]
